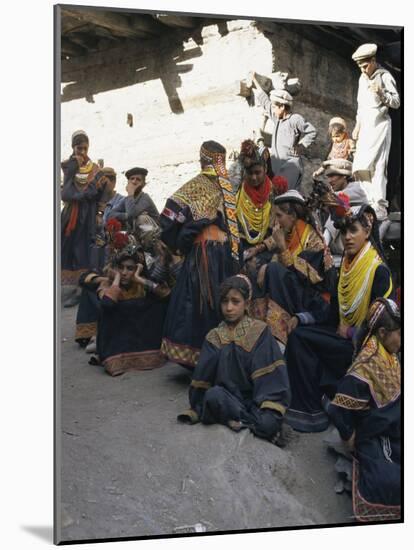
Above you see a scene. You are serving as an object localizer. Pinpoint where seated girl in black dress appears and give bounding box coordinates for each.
[178,275,291,445]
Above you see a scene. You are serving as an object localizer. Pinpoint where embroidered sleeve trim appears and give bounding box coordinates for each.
[264,235,277,251]
[291,255,323,284]
[307,229,325,251]
[190,380,212,390]
[251,359,285,380]
[84,273,99,285]
[103,286,122,302]
[178,409,200,423]
[206,329,222,349]
[331,393,369,410]
[260,400,286,415]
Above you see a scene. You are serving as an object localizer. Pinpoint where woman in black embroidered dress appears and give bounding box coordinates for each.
[61,130,105,305]
[95,235,169,376]
[160,141,239,369]
[249,190,336,346]
[285,204,394,432]
[327,298,401,522]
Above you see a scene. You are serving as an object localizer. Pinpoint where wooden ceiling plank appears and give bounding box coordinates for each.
[61,14,91,34]
[155,14,199,29]
[61,37,88,57]
[62,7,146,39]
[314,25,357,47]
[129,14,165,35]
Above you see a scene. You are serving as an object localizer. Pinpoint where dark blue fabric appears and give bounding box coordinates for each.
[97,293,168,362]
[189,324,290,441]
[61,157,103,275]
[201,386,283,440]
[160,199,237,362]
[266,260,332,320]
[285,325,354,432]
[329,373,400,508]
[75,271,102,343]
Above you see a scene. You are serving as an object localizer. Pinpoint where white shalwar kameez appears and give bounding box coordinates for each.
[352,65,400,220]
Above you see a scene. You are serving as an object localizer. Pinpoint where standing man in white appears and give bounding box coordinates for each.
[351,43,400,221]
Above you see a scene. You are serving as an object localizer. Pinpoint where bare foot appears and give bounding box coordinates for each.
[227,420,243,432]
[271,423,296,448]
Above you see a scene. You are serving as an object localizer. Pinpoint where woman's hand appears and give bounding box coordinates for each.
[111,269,121,286]
[95,175,109,190]
[73,153,87,167]
[134,263,145,284]
[243,247,258,262]
[257,264,267,289]
[287,316,299,335]
[95,276,110,285]
[271,223,287,252]
[336,323,349,339]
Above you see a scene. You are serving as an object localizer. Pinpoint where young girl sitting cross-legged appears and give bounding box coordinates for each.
[177,275,291,445]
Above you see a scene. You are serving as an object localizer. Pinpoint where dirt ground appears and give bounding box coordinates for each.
[57,305,353,543]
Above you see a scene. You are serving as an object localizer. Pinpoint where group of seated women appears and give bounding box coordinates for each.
[70,139,401,523]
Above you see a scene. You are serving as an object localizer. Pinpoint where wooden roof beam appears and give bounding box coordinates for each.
[154,14,199,29]
[61,7,151,39]
[129,14,166,35]
[61,13,95,34]
[66,32,101,52]
[61,37,88,57]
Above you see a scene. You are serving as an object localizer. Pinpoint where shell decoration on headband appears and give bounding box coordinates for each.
[234,274,253,301]
[361,298,400,349]
[367,298,400,331]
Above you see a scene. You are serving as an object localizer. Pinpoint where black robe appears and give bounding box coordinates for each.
[160,173,238,368]
[328,337,401,522]
[75,270,102,345]
[96,281,168,376]
[61,157,103,285]
[75,258,178,348]
[178,316,291,442]
[253,223,336,345]
[284,263,394,432]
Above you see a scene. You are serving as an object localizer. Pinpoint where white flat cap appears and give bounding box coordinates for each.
[352,43,377,62]
[329,117,347,128]
[273,189,305,205]
[269,89,293,106]
[323,158,353,177]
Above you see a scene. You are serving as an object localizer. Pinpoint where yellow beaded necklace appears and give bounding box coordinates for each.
[236,185,271,245]
[338,242,391,328]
